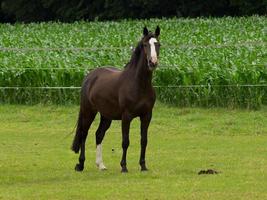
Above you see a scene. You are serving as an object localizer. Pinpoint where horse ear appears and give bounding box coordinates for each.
[155,26,160,37]
[143,27,149,36]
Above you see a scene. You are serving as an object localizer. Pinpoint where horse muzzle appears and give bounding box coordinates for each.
[148,59,158,70]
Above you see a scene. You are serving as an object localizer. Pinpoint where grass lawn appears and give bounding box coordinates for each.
[0,103,266,199]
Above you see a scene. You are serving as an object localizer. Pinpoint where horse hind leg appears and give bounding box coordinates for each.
[72,109,96,172]
[95,115,112,170]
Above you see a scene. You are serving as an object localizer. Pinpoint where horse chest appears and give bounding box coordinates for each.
[135,98,154,112]
[124,91,155,116]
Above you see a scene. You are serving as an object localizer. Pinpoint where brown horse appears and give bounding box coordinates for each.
[71,26,160,173]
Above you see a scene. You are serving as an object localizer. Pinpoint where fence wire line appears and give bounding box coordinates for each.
[0,41,266,52]
[0,63,266,71]
[0,85,266,89]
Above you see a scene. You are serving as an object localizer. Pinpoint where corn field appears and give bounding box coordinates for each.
[0,17,266,108]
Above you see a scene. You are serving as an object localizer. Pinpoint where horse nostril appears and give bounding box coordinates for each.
[151,58,158,64]
[148,60,158,68]
[149,59,156,64]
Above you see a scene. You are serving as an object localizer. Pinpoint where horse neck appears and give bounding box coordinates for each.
[127,49,153,89]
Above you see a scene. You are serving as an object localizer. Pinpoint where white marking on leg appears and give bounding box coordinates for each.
[149,37,158,64]
[96,144,107,170]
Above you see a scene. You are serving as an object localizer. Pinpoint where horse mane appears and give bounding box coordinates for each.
[124,33,155,69]
[124,41,142,68]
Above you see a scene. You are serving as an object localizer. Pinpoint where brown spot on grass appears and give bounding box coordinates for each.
[198,169,220,175]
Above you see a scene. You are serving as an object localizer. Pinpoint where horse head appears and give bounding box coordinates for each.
[142,26,161,71]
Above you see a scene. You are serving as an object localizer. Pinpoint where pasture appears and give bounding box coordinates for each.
[0,104,266,199]
[0,16,266,199]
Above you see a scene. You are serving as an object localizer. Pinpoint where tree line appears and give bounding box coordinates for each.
[0,0,266,22]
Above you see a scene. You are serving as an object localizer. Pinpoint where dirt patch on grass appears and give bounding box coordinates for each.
[198,169,220,175]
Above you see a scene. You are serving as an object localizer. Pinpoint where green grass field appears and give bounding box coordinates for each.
[0,103,266,199]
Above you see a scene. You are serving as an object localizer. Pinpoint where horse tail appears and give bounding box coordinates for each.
[71,110,83,153]
[71,73,96,153]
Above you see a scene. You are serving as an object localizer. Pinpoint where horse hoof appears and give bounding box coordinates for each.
[141,164,148,171]
[141,167,148,172]
[141,166,148,171]
[99,166,107,171]
[75,164,84,172]
[96,163,107,171]
[121,167,128,173]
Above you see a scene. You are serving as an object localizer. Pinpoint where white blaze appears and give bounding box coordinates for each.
[149,37,158,64]
[96,144,106,170]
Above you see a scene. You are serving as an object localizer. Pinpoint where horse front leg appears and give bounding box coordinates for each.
[120,113,132,173]
[139,112,152,171]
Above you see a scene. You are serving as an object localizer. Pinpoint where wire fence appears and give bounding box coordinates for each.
[0,41,265,72]
[0,84,266,90]
[0,41,266,52]
[0,63,266,71]
[0,84,266,108]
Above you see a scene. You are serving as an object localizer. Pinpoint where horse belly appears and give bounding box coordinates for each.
[98,104,122,120]
[90,92,122,120]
